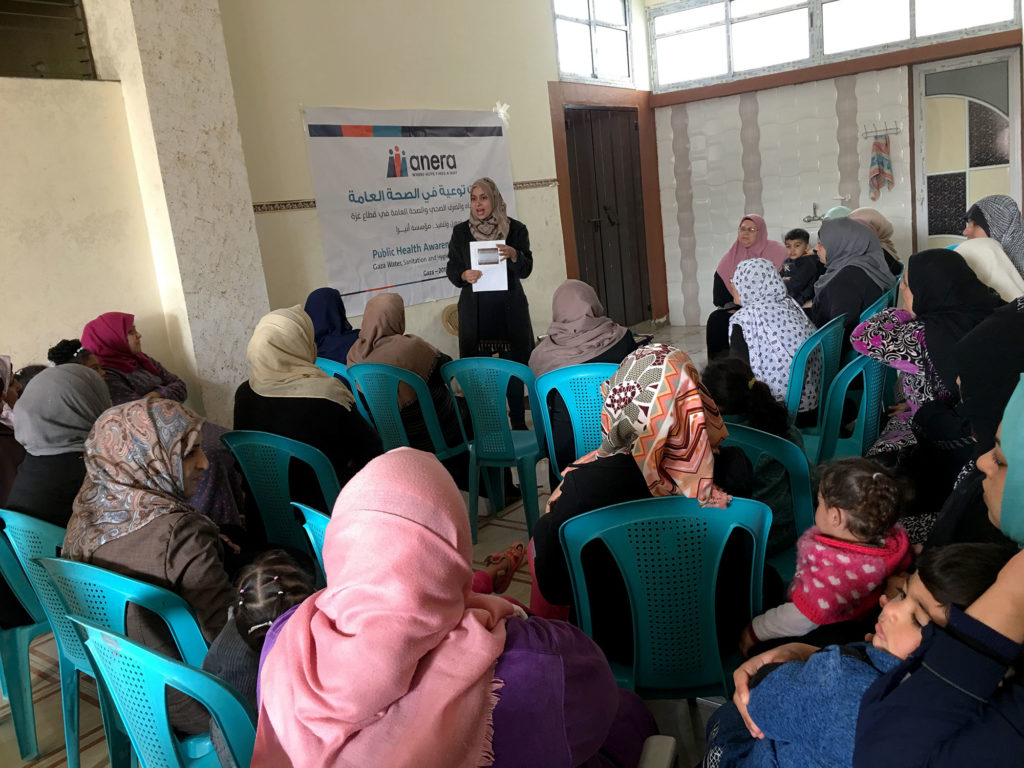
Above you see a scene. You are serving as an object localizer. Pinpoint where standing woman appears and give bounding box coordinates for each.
[707,214,788,360]
[446,178,534,429]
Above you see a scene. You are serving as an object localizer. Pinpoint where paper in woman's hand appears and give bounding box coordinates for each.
[470,240,508,292]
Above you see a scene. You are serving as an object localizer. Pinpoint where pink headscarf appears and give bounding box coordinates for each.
[253,448,517,768]
[716,214,788,283]
[81,312,159,375]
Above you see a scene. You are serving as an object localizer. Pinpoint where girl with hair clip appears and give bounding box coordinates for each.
[739,458,911,655]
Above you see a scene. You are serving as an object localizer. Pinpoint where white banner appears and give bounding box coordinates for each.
[302,108,515,314]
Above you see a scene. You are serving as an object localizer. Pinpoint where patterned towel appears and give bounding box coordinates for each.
[869,135,894,201]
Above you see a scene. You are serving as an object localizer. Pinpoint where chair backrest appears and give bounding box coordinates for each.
[722,423,815,535]
[441,358,543,460]
[221,430,341,552]
[38,558,208,667]
[858,284,897,323]
[785,313,848,419]
[559,496,771,696]
[0,510,91,671]
[535,363,618,480]
[314,357,372,425]
[347,362,465,460]
[815,355,885,464]
[0,523,47,625]
[294,502,329,581]
[74,618,256,768]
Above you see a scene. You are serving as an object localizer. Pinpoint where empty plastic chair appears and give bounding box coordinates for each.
[559,496,771,698]
[814,355,886,464]
[314,357,372,424]
[535,363,618,481]
[221,430,341,554]
[786,313,847,461]
[441,358,546,541]
[294,502,329,585]
[74,618,256,768]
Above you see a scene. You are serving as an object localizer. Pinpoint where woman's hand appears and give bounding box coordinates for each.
[733,642,819,739]
[462,269,483,284]
[497,244,518,263]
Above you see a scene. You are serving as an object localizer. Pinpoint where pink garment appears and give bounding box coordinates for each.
[253,448,517,768]
[82,312,159,375]
[789,526,911,625]
[716,214,788,283]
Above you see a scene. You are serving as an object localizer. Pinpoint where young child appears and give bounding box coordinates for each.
[705,542,1015,768]
[740,458,911,653]
[780,227,825,305]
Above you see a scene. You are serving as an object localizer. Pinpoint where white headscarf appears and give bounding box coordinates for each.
[955,237,1024,302]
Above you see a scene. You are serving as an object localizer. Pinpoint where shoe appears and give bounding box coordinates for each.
[483,543,526,593]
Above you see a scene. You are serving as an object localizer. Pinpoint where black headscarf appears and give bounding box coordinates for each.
[909,249,1004,393]
[303,287,360,365]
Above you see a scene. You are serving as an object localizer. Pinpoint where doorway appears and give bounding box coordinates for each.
[564,106,651,326]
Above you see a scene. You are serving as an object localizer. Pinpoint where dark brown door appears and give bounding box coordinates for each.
[564,106,651,326]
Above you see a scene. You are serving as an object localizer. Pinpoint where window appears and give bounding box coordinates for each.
[554,0,632,84]
[649,0,1021,92]
[0,0,96,79]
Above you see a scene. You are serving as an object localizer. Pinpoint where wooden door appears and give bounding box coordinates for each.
[565,106,651,326]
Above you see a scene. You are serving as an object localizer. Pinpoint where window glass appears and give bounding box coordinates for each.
[554,0,590,20]
[916,0,1014,37]
[823,0,910,54]
[556,19,594,76]
[594,0,627,26]
[653,3,725,36]
[730,0,805,18]
[656,25,729,86]
[595,26,630,80]
[732,8,809,70]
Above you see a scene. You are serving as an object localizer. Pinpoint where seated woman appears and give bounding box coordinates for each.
[811,218,893,351]
[849,207,902,274]
[727,258,819,415]
[7,365,110,526]
[954,237,1024,302]
[0,355,25,506]
[62,396,236,734]
[235,306,381,510]
[303,287,360,364]
[346,292,468,487]
[253,447,657,768]
[529,279,637,477]
[48,338,104,372]
[963,193,1024,275]
[707,214,788,360]
[81,312,244,527]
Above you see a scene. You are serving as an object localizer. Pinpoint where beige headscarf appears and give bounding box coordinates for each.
[247,306,354,410]
[467,177,510,241]
[955,237,1024,302]
[849,207,898,260]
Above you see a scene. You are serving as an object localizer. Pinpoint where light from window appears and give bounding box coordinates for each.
[554,0,589,20]
[656,25,729,86]
[556,19,594,76]
[823,0,910,55]
[915,0,1015,37]
[653,3,725,36]
[732,9,809,71]
[595,26,630,80]
[730,0,806,18]
[594,0,627,26]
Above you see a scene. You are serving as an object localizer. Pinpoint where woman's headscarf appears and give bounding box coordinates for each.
[967,195,1024,275]
[528,280,629,377]
[997,374,1024,544]
[345,293,439,408]
[584,344,727,502]
[849,207,898,260]
[0,355,14,429]
[253,448,517,768]
[909,249,1004,394]
[303,287,360,364]
[81,312,160,375]
[824,205,852,219]
[62,397,204,560]
[468,177,510,242]
[247,306,354,410]
[954,237,1024,302]
[716,214,788,283]
[728,258,819,408]
[955,311,1024,454]
[814,217,894,295]
[13,365,111,456]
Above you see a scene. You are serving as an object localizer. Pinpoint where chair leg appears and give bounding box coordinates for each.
[58,660,81,768]
[517,458,540,538]
[468,453,480,544]
[479,465,502,517]
[0,626,40,760]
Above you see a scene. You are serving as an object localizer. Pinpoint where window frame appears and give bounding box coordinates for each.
[648,0,1022,93]
[553,0,635,87]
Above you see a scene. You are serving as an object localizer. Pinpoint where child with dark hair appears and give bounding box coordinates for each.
[781,227,825,305]
[46,338,103,372]
[740,458,912,653]
[705,542,1015,768]
[13,365,46,391]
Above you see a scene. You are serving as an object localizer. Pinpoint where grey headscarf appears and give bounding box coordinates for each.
[968,195,1024,276]
[13,364,111,456]
[814,217,894,295]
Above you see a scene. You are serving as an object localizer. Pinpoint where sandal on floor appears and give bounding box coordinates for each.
[483,542,526,594]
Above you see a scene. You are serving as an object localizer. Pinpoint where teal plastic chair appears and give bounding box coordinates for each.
[722,423,814,583]
[294,502,329,585]
[559,496,771,698]
[0,511,131,768]
[221,430,341,553]
[535,363,618,481]
[441,358,546,542]
[814,355,885,464]
[73,618,256,768]
[0,528,49,760]
[786,313,848,462]
[858,284,897,323]
[314,356,372,424]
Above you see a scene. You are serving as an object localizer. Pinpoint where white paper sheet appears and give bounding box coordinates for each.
[470,240,508,292]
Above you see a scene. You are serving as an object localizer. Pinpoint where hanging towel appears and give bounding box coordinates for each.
[868,135,894,201]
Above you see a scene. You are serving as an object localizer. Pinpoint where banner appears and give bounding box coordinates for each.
[302,108,515,314]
